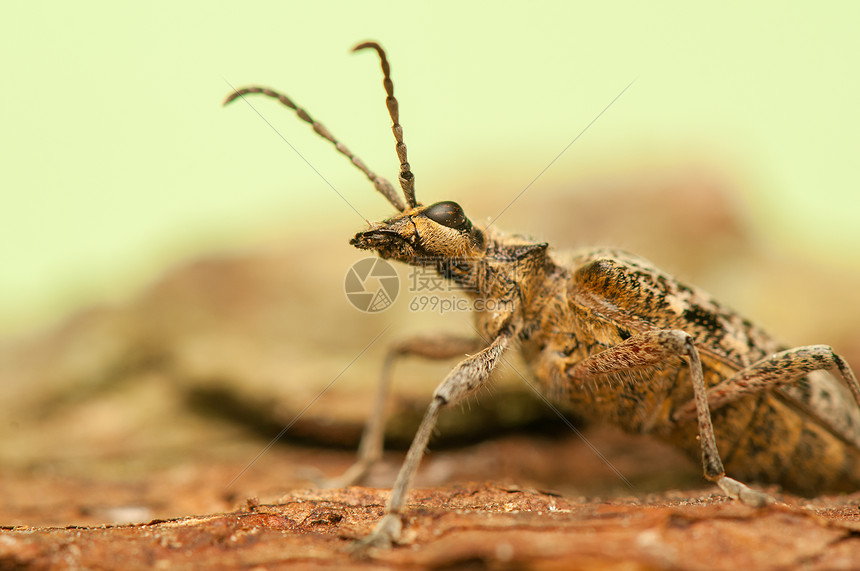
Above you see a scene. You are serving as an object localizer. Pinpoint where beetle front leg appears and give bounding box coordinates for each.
[325,334,482,488]
[358,330,513,548]
[566,329,773,507]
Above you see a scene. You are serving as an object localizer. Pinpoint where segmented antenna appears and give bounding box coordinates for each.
[352,41,418,209]
[224,86,407,212]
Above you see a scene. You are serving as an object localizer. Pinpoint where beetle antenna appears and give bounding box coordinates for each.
[352,41,418,209]
[224,86,407,212]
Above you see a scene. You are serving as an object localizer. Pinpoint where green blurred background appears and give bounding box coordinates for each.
[2,1,858,337]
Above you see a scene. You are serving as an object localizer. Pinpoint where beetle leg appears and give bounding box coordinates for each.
[566,329,773,507]
[323,333,482,488]
[358,330,513,548]
[674,345,860,423]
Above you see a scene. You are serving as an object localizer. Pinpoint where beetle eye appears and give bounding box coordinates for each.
[423,201,471,231]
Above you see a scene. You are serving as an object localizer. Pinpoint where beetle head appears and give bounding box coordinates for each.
[351,200,485,263]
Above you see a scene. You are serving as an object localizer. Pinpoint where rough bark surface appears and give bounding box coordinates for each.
[4,483,860,570]
[2,179,859,569]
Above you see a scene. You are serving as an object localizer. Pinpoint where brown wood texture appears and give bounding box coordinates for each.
[2,179,859,569]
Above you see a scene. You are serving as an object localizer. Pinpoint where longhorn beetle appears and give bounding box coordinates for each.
[225,41,860,548]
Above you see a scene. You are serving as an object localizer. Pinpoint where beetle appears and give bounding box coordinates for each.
[225,41,860,547]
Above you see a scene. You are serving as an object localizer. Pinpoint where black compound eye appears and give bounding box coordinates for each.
[423,201,471,231]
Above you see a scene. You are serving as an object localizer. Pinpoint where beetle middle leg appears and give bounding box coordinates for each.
[563,329,774,506]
